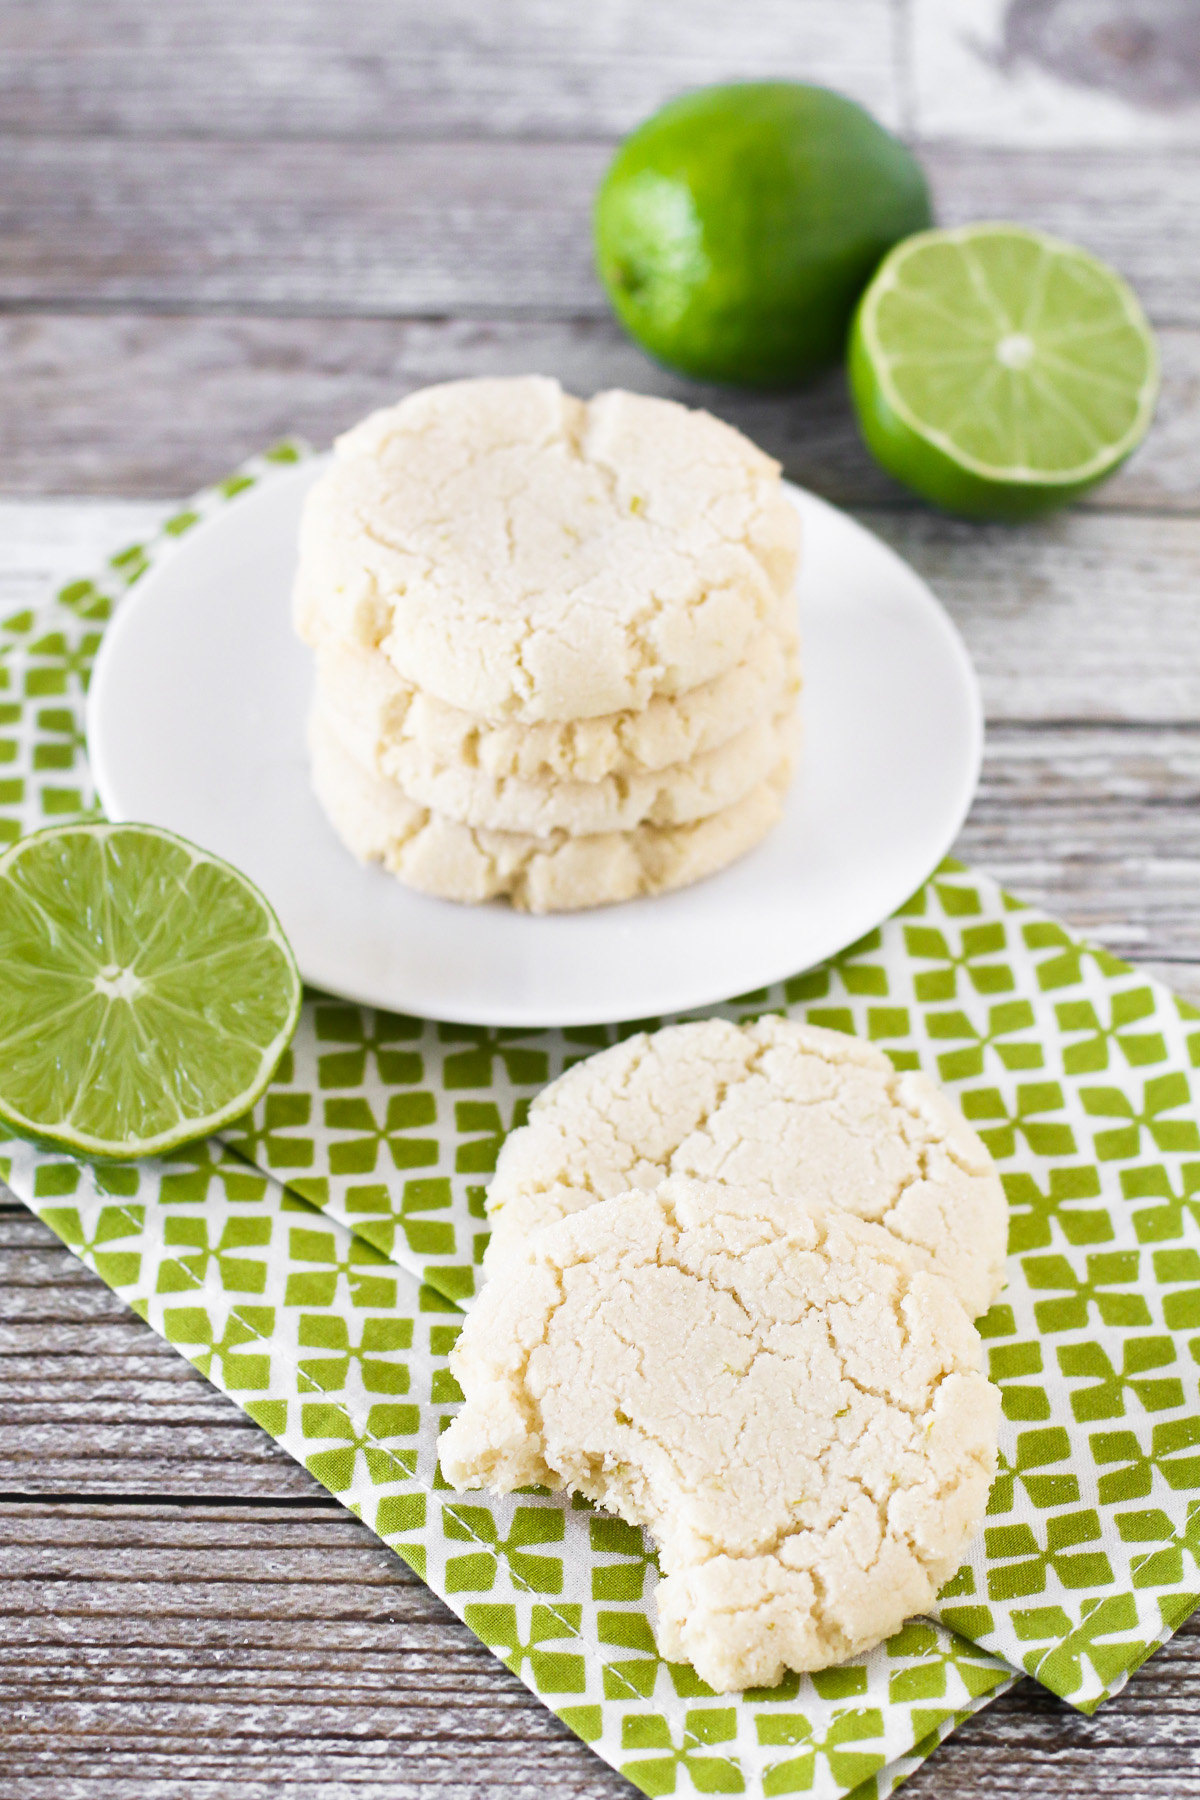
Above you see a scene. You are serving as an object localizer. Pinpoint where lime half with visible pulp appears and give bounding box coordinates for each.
[0,822,301,1159]
[849,223,1159,519]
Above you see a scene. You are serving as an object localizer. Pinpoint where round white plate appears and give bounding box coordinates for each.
[88,461,981,1027]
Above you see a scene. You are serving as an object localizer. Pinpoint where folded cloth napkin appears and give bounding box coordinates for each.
[5,450,1200,1794]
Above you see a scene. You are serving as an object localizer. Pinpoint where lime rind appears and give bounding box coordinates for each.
[0,822,302,1160]
[856,223,1159,488]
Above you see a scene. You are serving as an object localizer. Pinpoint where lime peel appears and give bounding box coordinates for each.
[594,81,932,388]
[0,822,302,1160]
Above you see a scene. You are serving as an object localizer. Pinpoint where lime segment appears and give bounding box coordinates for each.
[849,224,1159,518]
[0,823,301,1158]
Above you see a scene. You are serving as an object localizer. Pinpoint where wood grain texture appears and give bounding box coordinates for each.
[0,138,1195,321]
[3,1508,631,1796]
[925,144,1200,327]
[0,136,611,315]
[0,314,884,502]
[1,312,1197,509]
[870,511,1200,726]
[961,724,1200,964]
[2,1486,1200,1799]
[0,1208,320,1500]
[911,0,1200,150]
[11,0,1200,163]
[0,0,901,139]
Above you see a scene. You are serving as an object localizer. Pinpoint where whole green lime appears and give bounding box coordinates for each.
[594,82,932,387]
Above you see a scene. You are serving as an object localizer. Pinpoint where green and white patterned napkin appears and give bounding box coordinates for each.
[5,449,1200,1794]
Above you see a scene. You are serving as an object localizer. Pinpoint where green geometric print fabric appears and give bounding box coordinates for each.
[4,450,1200,1785]
[0,1126,1014,1800]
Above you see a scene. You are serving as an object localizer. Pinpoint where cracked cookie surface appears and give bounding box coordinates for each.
[441,1177,999,1691]
[309,709,791,913]
[484,1016,1007,1315]
[293,376,801,722]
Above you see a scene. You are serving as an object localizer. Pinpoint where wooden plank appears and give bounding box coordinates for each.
[0,0,901,138]
[5,1207,1200,1797]
[0,137,613,315]
[911,0,1200,149]
[0,138,1195,320]
[2,1498,1200,1796]
[0,1210,323,1499]
[870,510,1200,727]
[958,724,1200,965]
[1,312,1196,510]
[10,0,1200,168]
[0,1417,317,1502]
[0,314,882,504]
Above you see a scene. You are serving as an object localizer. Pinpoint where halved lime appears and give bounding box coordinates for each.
[849,223,1159,519]
[0,823,301,1159]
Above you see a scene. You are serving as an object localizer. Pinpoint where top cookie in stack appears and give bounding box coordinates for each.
[294,376,802,912]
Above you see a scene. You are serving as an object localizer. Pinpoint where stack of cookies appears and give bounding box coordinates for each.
[293,376,801,912]
[439,1017,1007,1692]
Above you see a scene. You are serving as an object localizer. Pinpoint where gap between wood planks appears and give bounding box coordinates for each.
[2,308,1197,506]
[0,142,1196,325]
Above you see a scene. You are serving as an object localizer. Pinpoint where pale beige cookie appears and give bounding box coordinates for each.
[314,620,798,785]
[484,1016,1007,1316]
[310,709,791,914]
[441,1179,999,1691]
[313,678,799,836]
[294,376,801,722]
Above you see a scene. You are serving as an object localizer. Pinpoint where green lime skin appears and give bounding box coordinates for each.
[594,83,932,388]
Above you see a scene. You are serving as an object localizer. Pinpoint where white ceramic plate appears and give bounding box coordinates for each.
[88,461,981,1027]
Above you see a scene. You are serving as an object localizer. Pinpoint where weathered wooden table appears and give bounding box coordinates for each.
[4,4,1200,1793]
